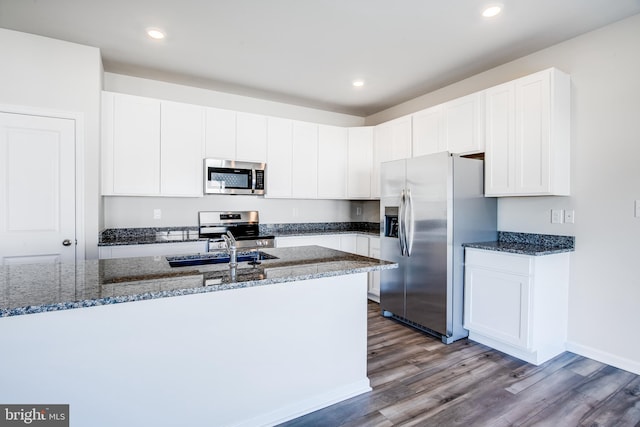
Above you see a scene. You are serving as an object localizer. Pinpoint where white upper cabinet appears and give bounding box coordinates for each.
[102,92,161,195]
[204,107,236,160]
[412,105,444,157]
[485,68,570,196]
[236,112,268,162]
[442,91,485,155]
[411,91,484,157]
[102,92,203,197]
[318,124,348,199]
[372,116,412,198]
[160,101,205,196]
[378,116,412,162]
[266,117,293,198]
[291,121,318,199]
[347,127,374,199]
[204,109,267,163]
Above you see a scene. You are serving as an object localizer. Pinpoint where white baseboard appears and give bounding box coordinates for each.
[566,341,640,375]
[232,379,372,427]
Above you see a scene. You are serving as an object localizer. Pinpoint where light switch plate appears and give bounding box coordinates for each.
[551,209,564,224]
[635,200,640,218]
[564,210,575,223]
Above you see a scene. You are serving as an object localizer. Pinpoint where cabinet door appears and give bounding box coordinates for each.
[99,241,207,259]
[464,264,531,349]
[276,235,340,249]
[236,112,267,162]
[515,72,551,194]
[485,68,570,197]
[266,117,293,198]
[292,121,318,199]
[347,127,373,199]
[318,125,348,199]
[161,101,205,196]
[205,107,236,160]
[443,91,485,154]
[390,116,412,161]
[412,105,444,157]
[105,92,161,195]
[368,242,381,300]
[340,234,358,254]
[372,116,411,198]
[485,81,516,196]
[355,235,369,256]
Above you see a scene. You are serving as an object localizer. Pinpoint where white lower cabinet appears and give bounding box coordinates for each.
[367,237,380,302]
[99,241,207,260]
[275,234,381,301]
[275,234,341,250]
[463,248,570,365]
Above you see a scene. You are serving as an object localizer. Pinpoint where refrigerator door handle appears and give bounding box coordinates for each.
[406,188,415,256]
[399,189,407,256]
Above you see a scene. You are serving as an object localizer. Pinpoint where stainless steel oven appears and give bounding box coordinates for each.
[204,159,266,195]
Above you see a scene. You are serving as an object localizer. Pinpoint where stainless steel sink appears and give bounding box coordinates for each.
[166,251,278,267]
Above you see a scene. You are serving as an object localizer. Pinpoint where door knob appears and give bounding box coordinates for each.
[62,239,73,246]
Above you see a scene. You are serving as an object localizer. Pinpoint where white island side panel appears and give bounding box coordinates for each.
[0,273,370,427]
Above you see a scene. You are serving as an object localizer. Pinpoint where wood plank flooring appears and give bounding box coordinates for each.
[278,301,640,427]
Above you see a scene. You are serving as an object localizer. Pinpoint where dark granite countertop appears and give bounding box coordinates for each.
[463,232,575,256]
[0,246,396,318]
[98,222,380,246]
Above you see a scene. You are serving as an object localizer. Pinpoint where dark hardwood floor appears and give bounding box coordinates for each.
[279,301,640,427]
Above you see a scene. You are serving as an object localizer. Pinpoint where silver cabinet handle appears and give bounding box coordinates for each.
[62,239,73,247]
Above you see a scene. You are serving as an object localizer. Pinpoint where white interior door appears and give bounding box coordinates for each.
[0,112,76,265]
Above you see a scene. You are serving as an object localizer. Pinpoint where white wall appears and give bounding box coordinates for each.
[0,28,102,259]
[366,14,640,374]
[104,72,365,127]
[103,196,377,228]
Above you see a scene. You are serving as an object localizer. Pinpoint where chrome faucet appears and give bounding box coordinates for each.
[222,231,238,268]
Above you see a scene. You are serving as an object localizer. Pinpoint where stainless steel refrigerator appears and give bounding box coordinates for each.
[380,152,497,344]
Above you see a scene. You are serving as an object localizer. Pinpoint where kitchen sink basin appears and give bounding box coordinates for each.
[166,251,278,267]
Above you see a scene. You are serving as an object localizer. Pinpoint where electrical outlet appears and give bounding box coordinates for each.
[551,209,564,224]
[356,207,362,216]
[564,210,575,224]
[635,200,640,218]
[153,209,162,220]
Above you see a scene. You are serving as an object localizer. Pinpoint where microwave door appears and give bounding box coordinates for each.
[206,167,253,194]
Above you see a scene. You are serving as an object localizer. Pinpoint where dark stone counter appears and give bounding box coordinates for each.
[0,246,396,317]
[463,232,575,256]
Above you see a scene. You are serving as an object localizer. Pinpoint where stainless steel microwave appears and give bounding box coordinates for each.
[204,159,266,195]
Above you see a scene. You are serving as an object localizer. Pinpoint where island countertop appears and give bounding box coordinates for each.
[0,246,396,317]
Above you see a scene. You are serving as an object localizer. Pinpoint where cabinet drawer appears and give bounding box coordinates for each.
[465,249,531,275]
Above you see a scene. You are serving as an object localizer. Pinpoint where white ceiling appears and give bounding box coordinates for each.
[1,0,639,116]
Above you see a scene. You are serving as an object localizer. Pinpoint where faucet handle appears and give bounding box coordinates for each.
[222,234,232,250]
[226,231,237,246]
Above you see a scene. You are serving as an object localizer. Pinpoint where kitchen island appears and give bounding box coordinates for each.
[0,246,396,427]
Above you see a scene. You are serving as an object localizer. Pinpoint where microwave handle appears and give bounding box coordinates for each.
[251,169,256,191]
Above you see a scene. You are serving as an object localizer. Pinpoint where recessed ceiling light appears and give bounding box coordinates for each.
[482,5,502,18]
[146,28,166,40]
[352,80,365,88]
